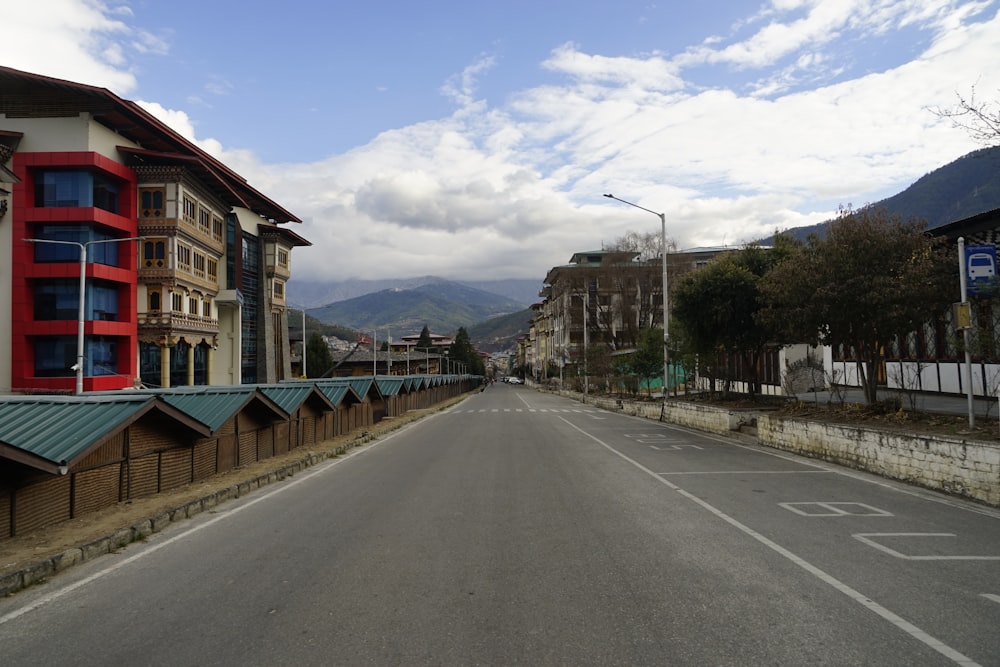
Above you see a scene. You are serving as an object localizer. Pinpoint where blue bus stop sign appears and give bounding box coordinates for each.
[965,244,999,296]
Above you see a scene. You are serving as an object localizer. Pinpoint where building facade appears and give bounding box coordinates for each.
[0,66,309,394]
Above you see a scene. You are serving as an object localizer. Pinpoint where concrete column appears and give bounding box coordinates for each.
[160,344,171,389]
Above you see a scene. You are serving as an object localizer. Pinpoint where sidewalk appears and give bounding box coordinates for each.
[795,388,999,420]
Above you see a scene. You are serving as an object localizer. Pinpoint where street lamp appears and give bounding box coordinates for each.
[24,235,142,395]
[602,193,670,399]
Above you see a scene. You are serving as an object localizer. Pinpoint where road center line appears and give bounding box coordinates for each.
[559,416,981,667]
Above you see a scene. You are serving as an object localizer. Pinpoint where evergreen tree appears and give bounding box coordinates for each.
[305,332,333,379]
[416,325,433,349]
[449,327,485,375]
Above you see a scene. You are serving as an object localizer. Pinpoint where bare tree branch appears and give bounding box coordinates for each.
[932,86,1000,147]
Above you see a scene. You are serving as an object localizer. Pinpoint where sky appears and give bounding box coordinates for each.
[4,0,1000,295]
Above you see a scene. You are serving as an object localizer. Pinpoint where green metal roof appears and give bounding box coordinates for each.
[138,386,287,432]
[374,376,406,396]
[315,378,379,400]
[315,384,361,406]
[257,384,334,414]
[0,395,160,473]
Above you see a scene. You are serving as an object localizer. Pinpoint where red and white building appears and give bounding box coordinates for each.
[0,66,309,394]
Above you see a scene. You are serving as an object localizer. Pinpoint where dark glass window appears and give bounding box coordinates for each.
[34,279,120,321]
[139,341,161,388]
[171,339,191,387]
[33,336,76,377]
[33,335,118,377]
[34,170,119,213]
[31,225,125,266]
[241,232,259,384]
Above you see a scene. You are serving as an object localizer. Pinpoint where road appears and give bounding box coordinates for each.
[1,385,998,665]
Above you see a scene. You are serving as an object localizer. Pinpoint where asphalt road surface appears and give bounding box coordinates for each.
[1,385,999,666]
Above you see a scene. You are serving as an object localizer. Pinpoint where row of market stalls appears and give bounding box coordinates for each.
[0,374,480,540]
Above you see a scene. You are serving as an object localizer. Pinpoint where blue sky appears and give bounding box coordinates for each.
[4,1,1000,292]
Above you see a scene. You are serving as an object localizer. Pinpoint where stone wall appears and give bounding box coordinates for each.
[757,415,1000,507]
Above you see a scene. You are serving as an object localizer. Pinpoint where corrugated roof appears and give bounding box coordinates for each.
[137,387,287,432]
[315,378,378,400]
[315,384,361,406]
[257,384,333,413]
[374,377,406,396]
[0,395,157,473]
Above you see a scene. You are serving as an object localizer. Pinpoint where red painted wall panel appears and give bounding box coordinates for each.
[11,152,139,393]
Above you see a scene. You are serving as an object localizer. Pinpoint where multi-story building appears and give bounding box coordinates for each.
[530,247,734,382]
[0,66,309,394]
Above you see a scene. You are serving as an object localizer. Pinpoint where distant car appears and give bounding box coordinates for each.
[507,377,523,384]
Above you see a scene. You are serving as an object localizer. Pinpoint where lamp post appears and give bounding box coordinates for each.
[24,236,142,395]
[602,193,670,399]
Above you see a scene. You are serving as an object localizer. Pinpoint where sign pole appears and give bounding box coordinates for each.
[958,238,975,428]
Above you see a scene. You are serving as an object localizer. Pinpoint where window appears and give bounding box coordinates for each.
[189,297,199,315]
[139,188,165,218]
[212,217,224,242]
[177,244,191,271]
[142,239,166,268]
[182,197,196,225]
[33,336,76,377]
[277,249,289,267]
[171,292,183,312]
[203,298,212,317]
[34,336,118,377]
[273,280,285,298]
[193,252,206,278]
[34,170,120,214]
[32,225,124,266]
[149,290,161,312]
[198,207,211,235]
[207,258,218,282]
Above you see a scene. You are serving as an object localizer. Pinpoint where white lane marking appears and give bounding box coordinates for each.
[0,411,440,627]
[660,470,832,475]
[780,503,893,517]
[853,533,1000,561]
[649,444,704,450]
[558,416,981,667]
[981,594,1000,605]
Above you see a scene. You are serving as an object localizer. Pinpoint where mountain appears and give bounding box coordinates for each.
[468,308,535,354]
[770,146,1000,242]
[287,276,542,308]
[307,281,529,336]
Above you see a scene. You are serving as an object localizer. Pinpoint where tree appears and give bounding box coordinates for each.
[448,327,485,375]
[305,332,333,379]
[416,325,433,349]
[933,87,1000,147]
[630,327,664,395]
[759,206,955,404]
[671,239,796,395]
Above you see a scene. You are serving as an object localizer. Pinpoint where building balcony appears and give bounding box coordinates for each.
[138,311,219,336]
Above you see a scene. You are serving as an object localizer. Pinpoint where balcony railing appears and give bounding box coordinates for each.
[138,311,219,334]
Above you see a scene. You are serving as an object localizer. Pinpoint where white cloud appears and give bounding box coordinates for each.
[4,0,999,285]
[1,0,138,93]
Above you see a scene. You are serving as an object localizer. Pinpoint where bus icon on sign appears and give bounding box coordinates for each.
[965,244,999,296]
[969,252,997,280]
